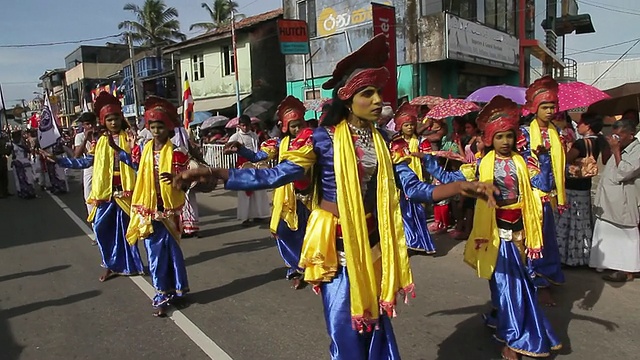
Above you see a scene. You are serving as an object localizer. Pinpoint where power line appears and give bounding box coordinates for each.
[565,37,640,56]
[591,38,640,86]
[577,0,640,16]
[565,47,640,57]
[0,34,123,48]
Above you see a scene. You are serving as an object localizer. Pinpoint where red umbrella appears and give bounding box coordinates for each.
[224,116,260,129]
[558,82,610,112]
[410,95,445,108]
[426,99,480,119]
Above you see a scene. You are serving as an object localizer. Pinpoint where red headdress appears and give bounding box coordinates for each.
[276,96,306,133]
[477,96,521,147]
[322,34,390,100]
[394,102,419,132]
[525,75,559,113]
[93,92,122,125]
[144,96,179,131]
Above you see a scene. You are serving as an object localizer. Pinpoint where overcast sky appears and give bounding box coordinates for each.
[0,0,637,107]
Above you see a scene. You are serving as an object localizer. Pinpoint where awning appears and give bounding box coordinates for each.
[520,39,565,69]
[190,94,251,112]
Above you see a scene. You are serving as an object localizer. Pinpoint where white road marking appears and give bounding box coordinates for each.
[47,191,233,360]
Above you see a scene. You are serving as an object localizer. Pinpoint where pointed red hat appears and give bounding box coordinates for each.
[93,92,122,125]
[477,96,521,146]
[144,96,179,131]
[526,75,559,113]
[322,34,390,100]
[276,96,306,134]
[394,102,419,132]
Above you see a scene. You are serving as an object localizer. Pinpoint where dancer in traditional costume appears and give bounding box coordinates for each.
[172,127,201,238]
[227,95,312,288]
[122,96,189,317]
[10,130,37,199]
[517,76,566,306]
[393,102,435,254]
[49,92,144,281]
[174,35,497,360]
[421,96,561,359]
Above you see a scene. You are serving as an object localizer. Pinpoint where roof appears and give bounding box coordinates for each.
[39,68,66,80]
[163,8,283,53]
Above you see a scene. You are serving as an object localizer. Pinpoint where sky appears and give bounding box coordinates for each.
[0,0,638,107]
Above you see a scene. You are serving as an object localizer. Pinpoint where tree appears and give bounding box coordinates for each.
[189,0,245,33]
[118,0,187,47]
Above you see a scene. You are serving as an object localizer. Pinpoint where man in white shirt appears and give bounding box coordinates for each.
[73,112,97,218]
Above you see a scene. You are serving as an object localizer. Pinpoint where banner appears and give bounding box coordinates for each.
[372,3,397,109]
[38,93,61,149]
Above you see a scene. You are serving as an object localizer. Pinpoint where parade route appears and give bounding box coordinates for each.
[2,171,640,360]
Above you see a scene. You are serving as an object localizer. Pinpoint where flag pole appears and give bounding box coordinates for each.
[231,11,242,118]
[0,82,7,131]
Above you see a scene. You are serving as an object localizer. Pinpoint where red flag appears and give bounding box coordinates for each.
[183,74,194,128]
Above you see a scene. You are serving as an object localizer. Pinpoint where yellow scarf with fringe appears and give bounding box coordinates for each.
[334,120,413,323]
[463,151,543,279]
[88,132,135,202]
[408,136,424,181]
[126,140,185,245]
[87,132,136,219]
[269,136,299,233]
[529,120,566,206]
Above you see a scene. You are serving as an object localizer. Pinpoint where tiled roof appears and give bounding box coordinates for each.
[164,8,283,53]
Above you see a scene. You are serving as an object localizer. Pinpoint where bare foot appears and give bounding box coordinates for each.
[501,346,519,360]
[291,277,307,290]
[98,269,116,282]
[153,307,167,318]
[538,287,556,307]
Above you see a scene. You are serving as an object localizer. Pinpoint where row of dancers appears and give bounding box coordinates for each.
[169,35,568,360]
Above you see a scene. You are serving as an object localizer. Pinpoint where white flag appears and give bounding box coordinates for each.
[38,93,61,149]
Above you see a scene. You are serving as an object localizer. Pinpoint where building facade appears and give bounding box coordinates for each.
[284,0,571,116]
[63,45,129,115]
[164,9,286,119]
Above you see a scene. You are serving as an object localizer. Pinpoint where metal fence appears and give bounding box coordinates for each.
[203,144,237,169]
[202,144,277,169]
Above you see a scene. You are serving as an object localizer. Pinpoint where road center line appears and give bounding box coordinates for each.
[47,191,233,360]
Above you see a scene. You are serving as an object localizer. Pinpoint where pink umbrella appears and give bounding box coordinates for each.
[410,95,445,108]
[426,99,481,119]
[557,82,611,112]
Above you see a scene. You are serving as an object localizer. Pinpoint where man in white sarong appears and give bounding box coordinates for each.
[590,119,640,282]
[228,115,270,226]
[73,113,97,217]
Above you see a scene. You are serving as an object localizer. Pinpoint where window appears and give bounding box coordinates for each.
[296,0,317,38]
[484,0,517,36]
[443,0,477,20]
[222,46,235,76]
[305,89,320,100]
[192,54,205,81]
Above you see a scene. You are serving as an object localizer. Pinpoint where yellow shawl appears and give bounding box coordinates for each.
[529,120,566,206]
[126,140,185,245]
[408,136,424,181]
[334,120,413,323]
[463,150,543,280]
[269,136,299,233]
[87,132,136,221]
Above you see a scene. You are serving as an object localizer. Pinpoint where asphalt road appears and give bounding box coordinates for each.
[1,169,639,360]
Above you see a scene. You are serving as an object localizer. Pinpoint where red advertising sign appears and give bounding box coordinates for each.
[372,3,397,110]
[277,19,310,54]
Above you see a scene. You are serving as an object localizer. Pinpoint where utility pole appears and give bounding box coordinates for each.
[0,83,7,130]
[231,11,242,117]
[127,33,141,121]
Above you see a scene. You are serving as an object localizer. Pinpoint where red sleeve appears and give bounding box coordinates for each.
[131,145,142,165]
[289,127,314,150]
[172,149,189,174]
[419,139,432,152]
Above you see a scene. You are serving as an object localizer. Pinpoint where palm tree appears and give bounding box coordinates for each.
[189,0,244,33]
[118,0,187,47]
